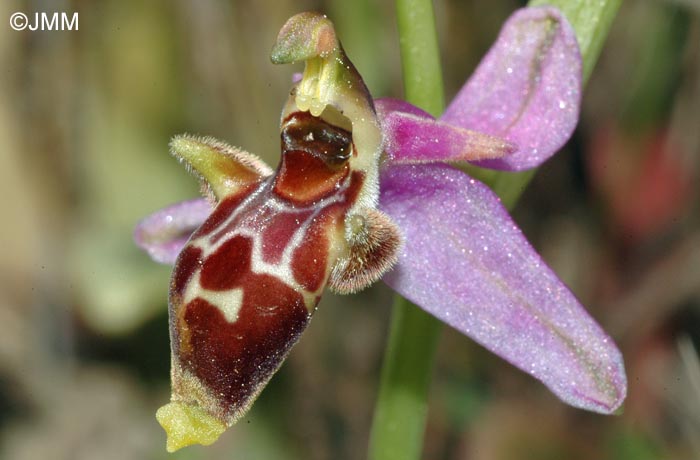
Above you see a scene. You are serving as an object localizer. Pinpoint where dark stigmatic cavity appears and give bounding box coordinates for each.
[281,112,352,166]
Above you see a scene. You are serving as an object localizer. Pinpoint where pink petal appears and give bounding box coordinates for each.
[375,97,433,118]
[441,7,582,171]
[133,199,213,264]
[379,164,626,413]
[375,98,516,164]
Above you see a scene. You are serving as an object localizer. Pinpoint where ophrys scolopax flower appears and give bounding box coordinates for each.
[135,8,626,452]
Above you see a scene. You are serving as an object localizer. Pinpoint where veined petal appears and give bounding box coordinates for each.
[379,164,626,413]
[375,98,516,164]
[134,199,213,264]
[441,7,582,171]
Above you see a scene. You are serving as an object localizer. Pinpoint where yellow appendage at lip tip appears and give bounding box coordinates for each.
[156,401,227,452]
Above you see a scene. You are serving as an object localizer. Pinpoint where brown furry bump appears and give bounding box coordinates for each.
[329,209,403,295]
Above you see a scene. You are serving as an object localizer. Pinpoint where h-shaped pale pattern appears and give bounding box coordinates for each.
[156,12,401,452]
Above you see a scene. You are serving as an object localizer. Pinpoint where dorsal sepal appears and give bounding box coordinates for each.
[270,12,338,63]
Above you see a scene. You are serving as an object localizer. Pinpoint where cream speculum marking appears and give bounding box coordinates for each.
[156,12,401,452]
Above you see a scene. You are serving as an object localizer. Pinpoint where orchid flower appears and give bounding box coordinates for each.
[134,7,626,451]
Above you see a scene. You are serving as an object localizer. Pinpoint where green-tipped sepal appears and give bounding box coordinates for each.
[170,135,272,200]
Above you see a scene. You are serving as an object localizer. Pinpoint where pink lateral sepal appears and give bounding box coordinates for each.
[380,164,627,414]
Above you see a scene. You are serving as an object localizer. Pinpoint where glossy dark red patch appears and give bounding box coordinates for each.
[291,218,329,292]
[261,210,313,264]
[181,274,310,414]
[171,246,203,299]
[274,150,349,205]
[200,236,253,290]
[208,196,269,245]
[194,186,256,238]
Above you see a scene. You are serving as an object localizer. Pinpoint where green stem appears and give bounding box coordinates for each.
[394,0,445,116]
[368,0,444,459]
[369,1,623,459]
[368,296,443,460]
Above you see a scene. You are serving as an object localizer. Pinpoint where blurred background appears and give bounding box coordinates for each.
[1,0,699,459]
